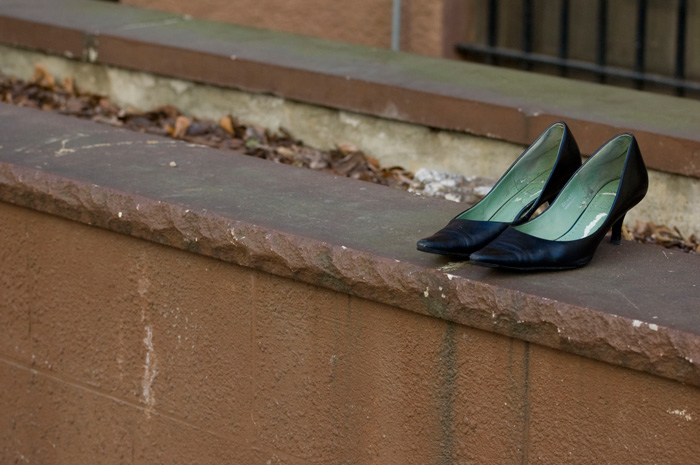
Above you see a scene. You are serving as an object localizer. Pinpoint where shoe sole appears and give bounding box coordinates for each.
[469,259,587,272]
[416,244,471,260]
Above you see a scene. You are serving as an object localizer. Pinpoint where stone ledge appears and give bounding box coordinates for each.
[1,103,699,387]
[0,0,700,179]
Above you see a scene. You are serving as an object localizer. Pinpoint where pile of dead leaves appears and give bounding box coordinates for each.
[624,221,700,254]
[0,65,413,189]
[1,65,698,254]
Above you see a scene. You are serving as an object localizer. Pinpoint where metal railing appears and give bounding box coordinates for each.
[456,0,699,96]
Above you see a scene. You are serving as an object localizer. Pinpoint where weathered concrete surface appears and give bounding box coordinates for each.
[0,103,699,392]
[0,44,524,180]
[3,45,700,238]
[2,0,700,237]
[1,0,700,181]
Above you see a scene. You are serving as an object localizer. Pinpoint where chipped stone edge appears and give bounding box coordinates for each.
[1,161,699,388]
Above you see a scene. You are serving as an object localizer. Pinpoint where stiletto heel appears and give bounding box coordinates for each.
[416,122,581,258]
[470,133,648,271]
[610,215,625,245]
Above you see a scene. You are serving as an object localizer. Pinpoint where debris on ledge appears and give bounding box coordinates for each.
[1,66,698,254]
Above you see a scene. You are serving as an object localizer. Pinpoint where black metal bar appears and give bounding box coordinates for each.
[635,0,647,89]
[455,43,700,93]
[559,0,570,76]
[522,0,533,70]
[486,0,499,65]
[675,0,688,96]
[596,0,608,83]
[455,0,699,98]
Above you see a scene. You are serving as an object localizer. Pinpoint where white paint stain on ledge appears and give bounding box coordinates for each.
[54,139,76,157]
[632,320,660,331]
[51,138,180,158]
[142,325,158,415]
[667,408,694,421]
[438,262,468,273]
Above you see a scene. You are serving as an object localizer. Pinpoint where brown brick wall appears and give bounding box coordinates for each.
[121,0,447,56]
[2,201,700,464]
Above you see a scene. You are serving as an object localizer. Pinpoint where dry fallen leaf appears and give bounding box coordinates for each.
[367,156,380,169]
[152,105,179,119]
[276,146,295,157]
[219,115,234,134]
[63,76,74,94]
[337,142,358,155]
[172,115,191,139]
[32,64,55,88]
[621,224,633,241]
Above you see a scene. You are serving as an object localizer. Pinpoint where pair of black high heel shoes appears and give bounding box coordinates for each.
[416,122,649,271]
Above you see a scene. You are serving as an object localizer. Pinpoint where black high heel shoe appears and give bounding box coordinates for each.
[416,122,581,258]
[469,133,648,271]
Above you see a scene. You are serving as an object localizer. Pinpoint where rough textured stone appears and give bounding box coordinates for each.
[0,103,699,391]
[0,203,31,363]
[252,278,530,464]
[0,361,259,464]
[1,0,700,181]
[3,204,700,464]
[2,47,700,238]
[527,344,700,464]
[0,362,135,464]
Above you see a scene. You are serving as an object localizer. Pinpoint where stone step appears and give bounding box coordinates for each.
[1,102,698,388]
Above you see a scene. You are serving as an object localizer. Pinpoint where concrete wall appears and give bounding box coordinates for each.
[3,201,700,464]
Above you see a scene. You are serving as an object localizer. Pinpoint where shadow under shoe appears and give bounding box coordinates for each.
[417,121,582,259]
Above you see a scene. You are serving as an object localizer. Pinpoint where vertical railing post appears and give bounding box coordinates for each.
[522,0,534,70]
[675,0,688,96]
[635,0,647,89]
[454,0,697,97]
[559,0,570,76]
[596,0,608,83]
[487,0,499,64]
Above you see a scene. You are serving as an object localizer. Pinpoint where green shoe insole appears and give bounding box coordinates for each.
[457,125,565,223]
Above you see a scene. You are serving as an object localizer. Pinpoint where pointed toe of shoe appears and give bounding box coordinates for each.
[416,237,437,251]
[416,233,468,258]
[468,228,537,269]
[469,247,515,268]
[416,219,510,259]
